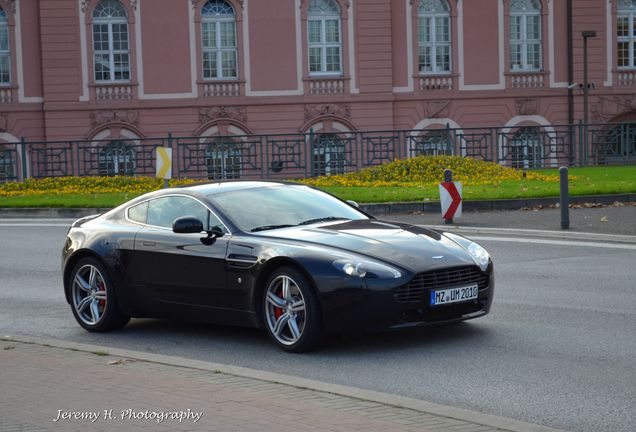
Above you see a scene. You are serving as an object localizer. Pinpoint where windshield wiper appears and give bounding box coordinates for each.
[250,224,296,232]
[298,217,350,226]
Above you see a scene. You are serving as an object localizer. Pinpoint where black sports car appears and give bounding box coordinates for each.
[62,181,494,352]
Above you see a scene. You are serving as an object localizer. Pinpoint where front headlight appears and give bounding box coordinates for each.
[443,232,491,271]
[467,242,490,271]
[333,259,402,279]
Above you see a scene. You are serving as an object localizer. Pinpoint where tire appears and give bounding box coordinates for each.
[262,267,323,353]
[68,257,130,332]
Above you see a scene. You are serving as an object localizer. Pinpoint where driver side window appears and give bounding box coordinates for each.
[146,196,221,230]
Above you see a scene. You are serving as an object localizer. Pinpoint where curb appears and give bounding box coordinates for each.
[424,225,636,245]
[1,193,634,218]
[361,193,636,215]
[3,334,568,432]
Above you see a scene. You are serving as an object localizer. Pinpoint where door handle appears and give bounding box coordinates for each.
[142,241,156,247]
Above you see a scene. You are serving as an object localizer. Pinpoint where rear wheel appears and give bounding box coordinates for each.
[263,267,323,353]
[69,257,130,332]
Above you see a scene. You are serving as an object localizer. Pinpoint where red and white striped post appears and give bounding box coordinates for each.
[439,169,462,224]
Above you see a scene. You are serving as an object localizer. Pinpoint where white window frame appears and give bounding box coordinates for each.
[308,0,343,76]
[0,8,10,85]
[509,0,542,72]
[510,128,543,169]
[417,0,451,75]
[98,140,136,176]
[618,0,636,69]
[201,1,238,80]
[92,1,130,82]
[312,134,346,176]
[410,130,453,157]
[205,139,242,180]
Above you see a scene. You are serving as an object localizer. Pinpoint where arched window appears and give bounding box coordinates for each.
[312,133,346,176]
[307,0,342,75]
[98,141,136,176]
[418,0,451,74]
[205,137,241,179]
[0,8,10,84]
[509,0,541,72]
[410,129,453,156]
[201,1,238,79]
[618,0,636,68]
[92,0,130,82]
[510,127,542,168]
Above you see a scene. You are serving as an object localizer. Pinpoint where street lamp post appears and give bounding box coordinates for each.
[582,30,596,165]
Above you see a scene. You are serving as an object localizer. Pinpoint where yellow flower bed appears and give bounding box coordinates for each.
[0,176,199,197]
[300,156,561,188]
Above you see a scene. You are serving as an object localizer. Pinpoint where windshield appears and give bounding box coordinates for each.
[209,185,369,232]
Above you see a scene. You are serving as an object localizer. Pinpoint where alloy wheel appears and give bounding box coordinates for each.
[264,275,307,346]
[71,264,108,326]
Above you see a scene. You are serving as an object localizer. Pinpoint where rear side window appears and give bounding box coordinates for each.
[146,196,212,229]
[127,201,148,224]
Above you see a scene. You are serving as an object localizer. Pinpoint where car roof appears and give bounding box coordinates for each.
[178,180,303,195]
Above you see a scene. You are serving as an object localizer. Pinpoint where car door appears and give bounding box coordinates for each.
[131,195,231,312]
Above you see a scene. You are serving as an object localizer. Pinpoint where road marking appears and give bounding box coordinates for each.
[471,235,636,251]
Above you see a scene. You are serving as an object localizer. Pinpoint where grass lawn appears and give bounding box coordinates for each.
[1,166,635,208]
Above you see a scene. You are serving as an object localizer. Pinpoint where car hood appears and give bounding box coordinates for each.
[254,219,477,273]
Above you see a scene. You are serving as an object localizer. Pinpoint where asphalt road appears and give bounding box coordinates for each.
[1,218,635,432]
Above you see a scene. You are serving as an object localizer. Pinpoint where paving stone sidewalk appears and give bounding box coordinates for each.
[0,339,537,432]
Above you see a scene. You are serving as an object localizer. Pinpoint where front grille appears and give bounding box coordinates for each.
[393,266,489,303]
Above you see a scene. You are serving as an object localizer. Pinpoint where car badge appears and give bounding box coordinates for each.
[432,255,444,259]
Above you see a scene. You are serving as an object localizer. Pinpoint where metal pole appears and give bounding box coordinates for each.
[582,31,596,166]
[164,133,172,189]
[444,169,453,225]
[583,36,589,127]
[20,138,28,181]
[559,166,570,230]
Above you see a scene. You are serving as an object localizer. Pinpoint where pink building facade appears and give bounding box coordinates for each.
[0,0,635,180]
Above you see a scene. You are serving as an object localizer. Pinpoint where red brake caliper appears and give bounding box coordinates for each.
[274,288,284,320]
[97,281,106,308]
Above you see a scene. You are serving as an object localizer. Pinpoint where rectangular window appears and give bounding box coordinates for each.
[202,22,216,48]
[201,19,237,79]
[203,51,217,78]
[308,21,321,43]
[509,14,541,71]
[325,19,339,43]
[93,22,130,82]
[220,22,236,48]
[0,22,9,84]
[618,12,636,68]
[308,17,342,75]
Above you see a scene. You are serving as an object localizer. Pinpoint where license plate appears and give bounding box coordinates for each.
[430,285,479,306]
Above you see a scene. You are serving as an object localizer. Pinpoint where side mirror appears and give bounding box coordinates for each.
[173,217,204,234]
[346,200,360,208]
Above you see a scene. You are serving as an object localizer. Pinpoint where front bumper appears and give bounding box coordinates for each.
[321,269,494,335]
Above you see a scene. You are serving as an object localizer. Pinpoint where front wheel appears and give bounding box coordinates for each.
[69,257,130,332]
[263,267,323,353]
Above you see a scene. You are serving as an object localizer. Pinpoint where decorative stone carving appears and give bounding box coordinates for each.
[3,0,16,14]
[515,97,539,116]
[90,110,139,126]
[199,106,247,124]
[591,96,633,123]
[0,113,7,132]
[304,103,351,123]
[81,0,139,13]
[423,100,450,119]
